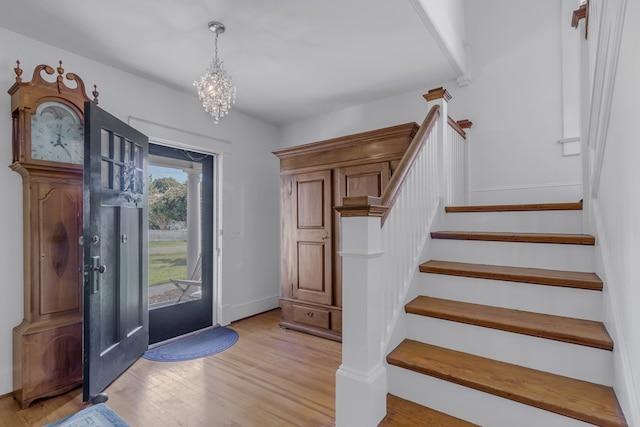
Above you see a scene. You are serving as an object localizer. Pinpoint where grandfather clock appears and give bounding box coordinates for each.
[8,61,96,408]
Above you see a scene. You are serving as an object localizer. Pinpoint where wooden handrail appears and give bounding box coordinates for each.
[448,116,466,139]
[447,117,473,139]
[335,105,441,223]
[380,104,440,220]
[571,1,588,39]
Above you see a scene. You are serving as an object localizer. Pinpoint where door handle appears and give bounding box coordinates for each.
[90,255,106,294]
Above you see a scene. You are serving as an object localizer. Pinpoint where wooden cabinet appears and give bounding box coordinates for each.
[274,123,418,341]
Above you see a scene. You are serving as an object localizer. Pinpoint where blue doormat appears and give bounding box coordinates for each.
[143,326,239,362]
[43,403,128,427]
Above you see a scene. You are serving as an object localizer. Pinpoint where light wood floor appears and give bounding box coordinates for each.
[0,309,341,427]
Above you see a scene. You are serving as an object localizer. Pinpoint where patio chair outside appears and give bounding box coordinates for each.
[170,254,202,303]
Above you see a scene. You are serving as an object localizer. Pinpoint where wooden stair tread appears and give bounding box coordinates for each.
[445,201,583,213]
[378,394,478,427]
[419,260,603,290]
[387,340,627,427]
[406,296,613,350]
[431,231,595,245]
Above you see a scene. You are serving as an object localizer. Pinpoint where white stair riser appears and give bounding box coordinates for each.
[443,210,583,234]
[388,366,593,427]
[415,273,603,321]
[406,315,613,386]
[430,239,594,272]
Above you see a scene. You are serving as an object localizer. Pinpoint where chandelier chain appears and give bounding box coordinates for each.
[214,32,219,62]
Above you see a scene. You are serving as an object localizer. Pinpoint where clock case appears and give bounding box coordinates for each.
[8,62,95,408]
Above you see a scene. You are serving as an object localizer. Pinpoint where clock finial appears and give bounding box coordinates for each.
[56,60,65,94]
[14,60,23,83]
[92,85,100,104]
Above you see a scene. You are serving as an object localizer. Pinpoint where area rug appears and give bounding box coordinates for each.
[43,403,128,427]
[143,326,239,362]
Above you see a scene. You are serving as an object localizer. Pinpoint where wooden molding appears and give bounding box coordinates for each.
[335,196,387,217]
[273,123,418,174]
[571,3,587,28]
[423,87,452,103]
[342,195,382,207]
[447,116,467,139]
[419,260,602,291]
[456,119,473,129]
[445,201,582,213]
[430,231,596,246]
[571,2,589,39]
[273,123,418,160]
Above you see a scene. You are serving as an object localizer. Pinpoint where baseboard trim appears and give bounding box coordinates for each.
[220,295,280,326]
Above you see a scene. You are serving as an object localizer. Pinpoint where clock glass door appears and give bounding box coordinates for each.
[82,101,149,402]
[147,143,215,344]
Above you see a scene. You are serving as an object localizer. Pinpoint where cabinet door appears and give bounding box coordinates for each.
[336,162,391,199]
[334,162,391,306]
[37,182,83,319]
[289,170,333,305]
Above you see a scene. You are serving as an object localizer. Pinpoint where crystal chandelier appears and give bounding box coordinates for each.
[194,21,236,123]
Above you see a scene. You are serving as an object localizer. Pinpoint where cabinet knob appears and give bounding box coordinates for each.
[306,311,314,318]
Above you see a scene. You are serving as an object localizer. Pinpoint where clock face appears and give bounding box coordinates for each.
[31,101,84,165]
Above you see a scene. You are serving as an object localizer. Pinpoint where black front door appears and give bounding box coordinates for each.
[82,101,149,402]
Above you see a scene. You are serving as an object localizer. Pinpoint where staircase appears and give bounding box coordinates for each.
[381,202,628,426]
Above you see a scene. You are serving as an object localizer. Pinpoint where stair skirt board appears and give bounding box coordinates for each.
[415,273,602,321]
[388,365,594,427]
[406,314,613,386]
[429,239,594,272]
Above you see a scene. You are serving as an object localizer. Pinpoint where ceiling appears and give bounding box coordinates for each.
[0,1,458,125]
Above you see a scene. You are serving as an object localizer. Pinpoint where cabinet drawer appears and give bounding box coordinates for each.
[292,305,330,329]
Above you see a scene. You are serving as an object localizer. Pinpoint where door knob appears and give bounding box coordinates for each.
[90,256,106,294]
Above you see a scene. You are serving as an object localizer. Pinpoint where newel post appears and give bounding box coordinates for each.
[334,196,388,427]
[424,87,451,203]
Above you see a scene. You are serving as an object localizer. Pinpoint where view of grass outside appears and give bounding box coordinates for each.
[149,240,187,287]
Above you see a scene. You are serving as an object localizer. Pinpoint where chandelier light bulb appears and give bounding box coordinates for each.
[194,21,236,123]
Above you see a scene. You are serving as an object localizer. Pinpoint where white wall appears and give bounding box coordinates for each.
[280,90,428,148]
[0,27,281,395]
[282,0,580,205]
[453,0,582,204]
[590,0,640,422]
